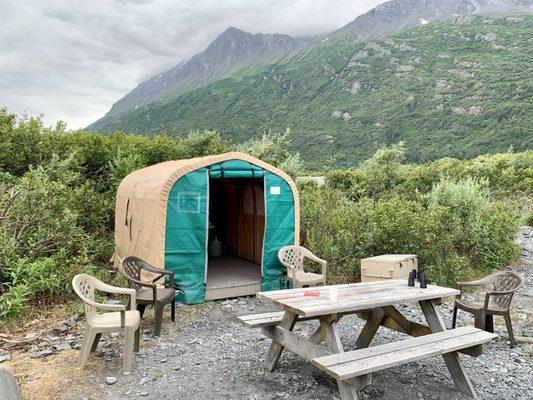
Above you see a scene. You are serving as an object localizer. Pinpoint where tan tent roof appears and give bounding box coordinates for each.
[114,152,299,269]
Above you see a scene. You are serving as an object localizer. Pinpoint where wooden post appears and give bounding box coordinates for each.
[419,300,478,399]
[264,311,298,371]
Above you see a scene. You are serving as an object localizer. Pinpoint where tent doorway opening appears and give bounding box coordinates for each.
[205,178,265,300]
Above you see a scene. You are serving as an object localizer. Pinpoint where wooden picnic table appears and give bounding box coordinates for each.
[251,280,491,400]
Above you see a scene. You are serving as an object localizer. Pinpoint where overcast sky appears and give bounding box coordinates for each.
[0,0,384,129]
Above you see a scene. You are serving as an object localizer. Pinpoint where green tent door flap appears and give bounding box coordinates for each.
[262,171,295,291]
[165,160,295,304]
[165,168,209,304]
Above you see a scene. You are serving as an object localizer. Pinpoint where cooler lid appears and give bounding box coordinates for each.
[361,254,417,263]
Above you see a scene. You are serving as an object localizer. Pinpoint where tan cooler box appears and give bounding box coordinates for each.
[360,254,417,282]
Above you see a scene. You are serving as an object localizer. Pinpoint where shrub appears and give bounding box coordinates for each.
[0,155,109,321]
[0,109,526,322]
[236,129,304,178]
[325,145,533,202]
[300,177,520,287]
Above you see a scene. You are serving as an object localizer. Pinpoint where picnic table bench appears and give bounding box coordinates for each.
[238,280,497,400]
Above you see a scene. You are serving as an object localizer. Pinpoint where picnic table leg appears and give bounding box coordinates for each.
[355,308,385,349]
[419,300,478,399]
[322,315,362,400]
[309,321,326,344]
[264,311,298,371]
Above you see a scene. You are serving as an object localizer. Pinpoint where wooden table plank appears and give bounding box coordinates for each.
[259,281,458,317]
[262,280,401,300]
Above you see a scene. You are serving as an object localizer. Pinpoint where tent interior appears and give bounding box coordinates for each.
[205,178,265,300]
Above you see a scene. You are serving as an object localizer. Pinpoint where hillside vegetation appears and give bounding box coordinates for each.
[1,109,530,321]
[89,16,533,168]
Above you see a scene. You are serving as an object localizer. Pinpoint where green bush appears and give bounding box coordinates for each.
[0,156,110,320]
[0,108,527,322]
[300,177,520,287]
[236,130,303,178]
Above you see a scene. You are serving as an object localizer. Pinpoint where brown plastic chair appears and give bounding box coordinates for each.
[120,256,176,337]
[72,274,140,374]
[452,271,524,347]
[278,245,327,289]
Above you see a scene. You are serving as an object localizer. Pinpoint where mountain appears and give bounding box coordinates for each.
[88,15,533,168]
[103,27,301,117]
[92,0,533,123]
[332,0,533,39]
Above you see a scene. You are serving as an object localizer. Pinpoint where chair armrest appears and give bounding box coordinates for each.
[456,279,486,298]
[94,281,137,311]
[96,280,136,296]
[319,260,327,278]
[121,271,157,290]
[85,300,128,327]
[140,263,175,285]
[83,297,127,312]
[152,270,175,286]
[304,252,327,277]
[456,275,494,289]
[488,289,518,296]
[305,251,326,265]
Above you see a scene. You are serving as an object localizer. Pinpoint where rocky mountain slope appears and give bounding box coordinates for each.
[89,16,533,168]
[332,0,533,38]
[104,27,301,117]
[98,0,531,122]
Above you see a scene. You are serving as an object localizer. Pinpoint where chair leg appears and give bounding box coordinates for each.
[452,306,458,329]
[79,328,97,369]
[123,327,135,375]
[474,310,485,330]
[137,304,146,318]
[134,327,140,352]
[171,298,176,322]
[503,314,516,348]
[485,314,494,333]
[90,333,102,352]
[153,302,164,337]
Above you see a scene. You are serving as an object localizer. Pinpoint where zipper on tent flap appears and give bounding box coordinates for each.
[260,174,267,280]
[204,169,210,285]
[251,183,257,262]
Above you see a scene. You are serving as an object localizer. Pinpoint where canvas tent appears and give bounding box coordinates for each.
[114,152,299,303]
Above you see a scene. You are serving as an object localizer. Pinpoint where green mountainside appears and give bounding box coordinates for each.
[89,16,533,168]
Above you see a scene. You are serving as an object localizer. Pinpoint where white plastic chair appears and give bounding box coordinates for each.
[278,245,327,288]
[72,274,141,374]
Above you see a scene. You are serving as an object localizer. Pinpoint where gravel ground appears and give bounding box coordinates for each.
[85,228,532,400]
[2,230,531,400]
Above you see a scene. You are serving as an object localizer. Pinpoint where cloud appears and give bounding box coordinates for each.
[0,0,383,129]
